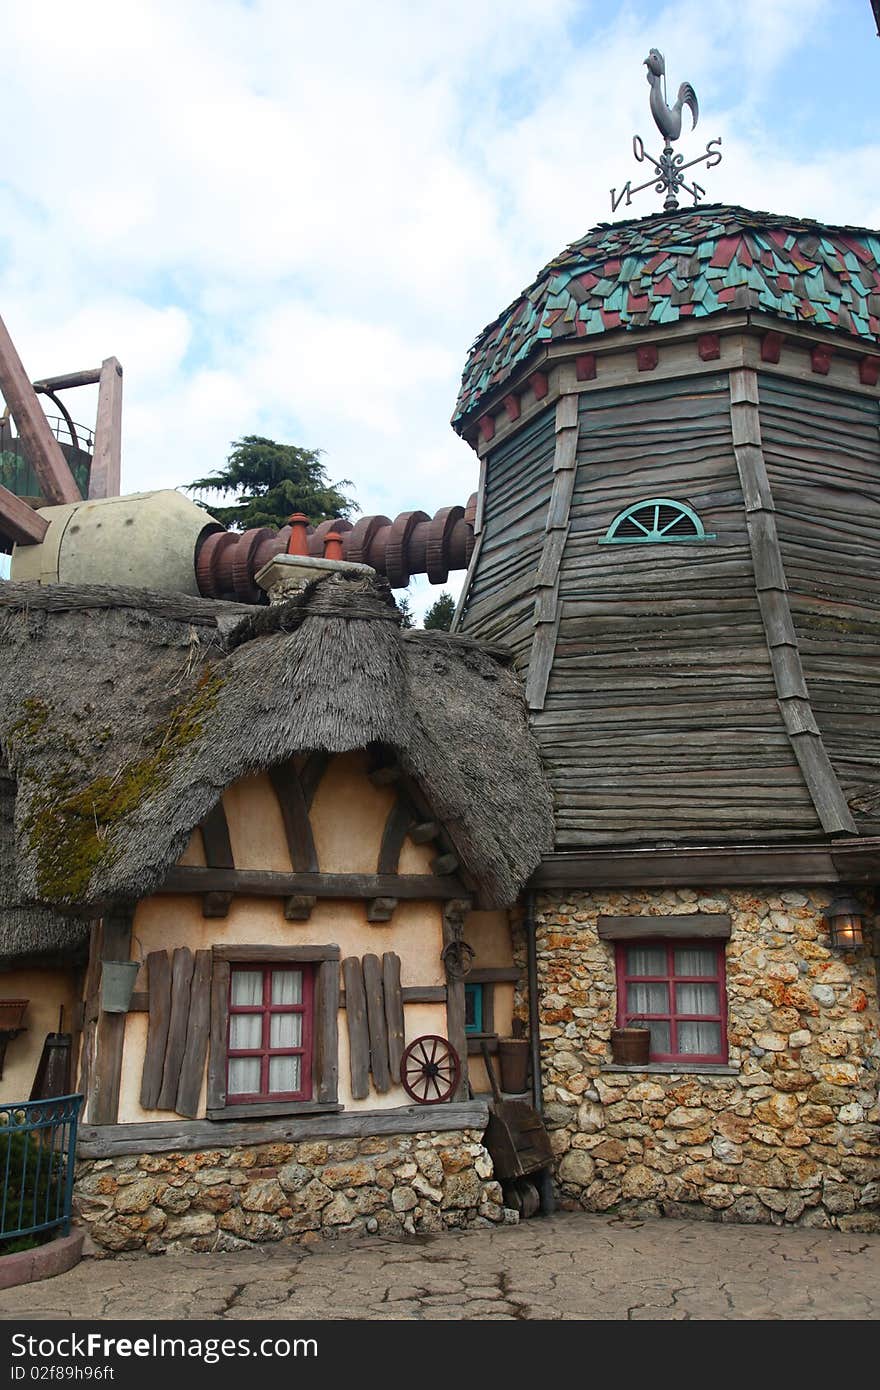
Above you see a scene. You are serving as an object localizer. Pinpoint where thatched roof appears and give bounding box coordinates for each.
[0,571,553,958]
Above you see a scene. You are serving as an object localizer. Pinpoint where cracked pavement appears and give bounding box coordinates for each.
[1,1214,878,1320]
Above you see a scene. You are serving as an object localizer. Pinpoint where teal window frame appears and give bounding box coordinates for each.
[599,498,716,545]
[464,983,484,1034]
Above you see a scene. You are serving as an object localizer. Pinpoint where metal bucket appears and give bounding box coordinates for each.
[610,1026,651,1066]
[100,961,139,1014]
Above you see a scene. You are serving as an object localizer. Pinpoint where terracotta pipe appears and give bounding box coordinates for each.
[286,512,310,557]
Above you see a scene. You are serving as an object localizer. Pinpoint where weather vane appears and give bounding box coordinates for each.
[611,49,722,214]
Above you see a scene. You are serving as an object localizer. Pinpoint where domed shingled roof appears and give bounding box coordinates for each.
[453,204,880,427]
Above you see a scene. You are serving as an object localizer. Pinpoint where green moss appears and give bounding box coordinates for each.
[23,669,224,903]
[8,697,50,744]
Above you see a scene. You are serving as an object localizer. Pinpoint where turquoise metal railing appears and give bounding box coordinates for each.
[0,1095,83,1248]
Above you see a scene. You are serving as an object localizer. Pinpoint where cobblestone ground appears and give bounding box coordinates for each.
[1,1214,879,1320]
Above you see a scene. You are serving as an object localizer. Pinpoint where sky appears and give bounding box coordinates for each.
[1,0,878,611]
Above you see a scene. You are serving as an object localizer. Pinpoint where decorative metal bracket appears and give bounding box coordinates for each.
[612,134,722,214]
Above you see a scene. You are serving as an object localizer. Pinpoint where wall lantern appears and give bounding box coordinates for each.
[826,892,865,952]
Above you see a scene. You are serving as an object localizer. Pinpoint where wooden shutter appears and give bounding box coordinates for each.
[314,959,340,1104]
[342,956,370,1099]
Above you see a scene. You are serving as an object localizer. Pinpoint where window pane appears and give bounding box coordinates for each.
[229,1014,262,1050]
[272,969,302,1005]
[269,1055,301,1094]
[626,946,666,976]
[674,948,716,977]
[270,1013,303,1049]
[228,1057,261,1095]
[676,983,719,1016]
[646,1021,671,1054]
[627,982,668,1015]
[678,1021,721,1055]
[230,969,263,1006]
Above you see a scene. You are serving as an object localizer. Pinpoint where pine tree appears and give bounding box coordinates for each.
[183,436,357,529]
[423,591,456,631]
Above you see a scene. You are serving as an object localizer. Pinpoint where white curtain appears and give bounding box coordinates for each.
[271,969,303,1005]
[228,1057,261,1094]
[230,969,262,1006]
[678,1021,721,1054]
[269,1056,301,1094]
[626,946,665,975]
[627,982,668,1015]
[674,948,715,976]
[229,1014,262,1050]
[676,982,719,1015]
[270,1013,303,1048]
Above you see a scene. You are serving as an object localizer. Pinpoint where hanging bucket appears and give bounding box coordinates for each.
[100,960,140,1014]
[0,999,29,1030]
[610,1026,651,1066]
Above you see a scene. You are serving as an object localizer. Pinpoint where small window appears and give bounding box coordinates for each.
[600,498,715,544]
[615,941,727,1063]
[464,982,484,1035]
[227,964,314,1102]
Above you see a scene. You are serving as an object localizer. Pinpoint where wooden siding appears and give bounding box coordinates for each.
[758,374,880,833]
[540,374,820,847]
[457,407,555,659]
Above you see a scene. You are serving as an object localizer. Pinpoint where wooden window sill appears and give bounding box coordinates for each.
[207,1101,344,1121]
[601,1063,739,1077]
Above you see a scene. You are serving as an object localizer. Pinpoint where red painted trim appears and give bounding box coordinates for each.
[858,356,880,386]
[636,344,658,372]
[528,371,549,400]
[761,332,784,363]
[697,334,720,362]
[503,393,521,422]
[811,345,833,375]
[614,940,728,1064]
[575,353,596,382]
[226,964,314,1102]
[478,413,495,442]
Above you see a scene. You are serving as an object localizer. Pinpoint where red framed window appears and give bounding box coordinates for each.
[226,964,314,1102]
[615,941,727,1064]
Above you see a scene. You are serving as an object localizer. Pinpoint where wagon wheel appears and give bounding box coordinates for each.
[400,1035,460,1104]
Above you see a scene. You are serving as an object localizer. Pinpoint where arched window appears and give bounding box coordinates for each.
[600,498,715,545]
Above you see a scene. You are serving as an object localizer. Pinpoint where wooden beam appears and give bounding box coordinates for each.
[442,901,470,1101]
[284,895,316,921]
[213,944,340,963]
[33,368,102,391]
[367,897,397,922]
[159,867,466,900]
[0,313,81,504]
[268,763,318,872]
[314,958,340,1105]
[597,914,732,940]
[383,953,405,1082]
[139,951,171,1109]
[377,795,412,875]
[362,953,391,1093]
[0,484,49,546]
[157,947,195,1111]
[89,357,123,499]
[175,949,212,1118]
[342,956,370,1100]
[89,910,133,1125]
[533,842,861,888]
[77,1100,491,1157]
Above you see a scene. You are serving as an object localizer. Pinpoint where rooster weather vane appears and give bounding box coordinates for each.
[611,49,722,214]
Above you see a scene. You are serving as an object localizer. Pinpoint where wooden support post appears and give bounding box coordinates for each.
[0,484,49,546]
[0,314,81,504]
[89,910,134,1125]
[442,900,470,1101]
[89,357,123,499]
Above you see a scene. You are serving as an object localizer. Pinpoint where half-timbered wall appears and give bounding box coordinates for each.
[540,374,820,846]
[758,374,880,833]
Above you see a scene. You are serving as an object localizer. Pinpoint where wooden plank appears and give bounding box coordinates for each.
[362,954,391,1093]
[90,911,133,1126]
[788,734,858,835]
[401,986,446,1003]
[0,484,49,546]
[206,958,230,1113]
[555,394,578,430]
[175,949,212,1118]
[314,958,340,1105]
[382,953,406,1083]
[468,967,523,983]
[89,357,123,499]
[342,956,370,1100]
[158,867,465,900]
[535,844,842,887]
[77,1101,491,1157]
[157,947,194,1111]
[597,914,732,940]
[0,313,81,504]
[268,763,317,871]
[76,921,102,1105]
[32,368,102,391]
[213,944,341,963]
[139,951,171,1110]
[207,1101,343,1121]
[525,607,562,711]
[377,795,412,874]
[299,751,329,808]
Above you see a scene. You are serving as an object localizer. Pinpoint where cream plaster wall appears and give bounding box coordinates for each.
[310,752,432,875]
[0,969,79,1104]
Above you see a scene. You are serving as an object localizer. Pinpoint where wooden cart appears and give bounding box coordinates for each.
[480,1041,555,1218]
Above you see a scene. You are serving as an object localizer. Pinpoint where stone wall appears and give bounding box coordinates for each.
[531,887,880,1231]
[75,1128,504,1254]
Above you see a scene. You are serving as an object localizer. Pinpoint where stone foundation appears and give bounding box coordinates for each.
[75,1128,504,1254]
[531,887,880,1231]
